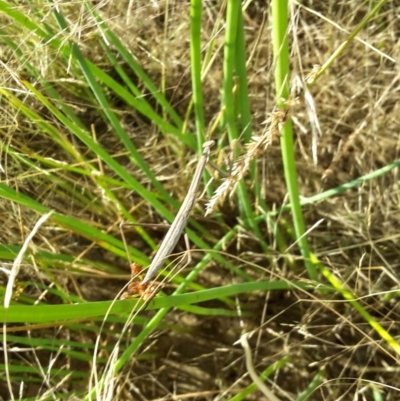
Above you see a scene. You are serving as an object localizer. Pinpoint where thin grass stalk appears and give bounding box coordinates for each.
[306,0,388,87]
[224,2,267,250]
[271,0,317,281]
[234,8,262,208]
[234,10,252,144]
[189,0,214,199]
[190,0,206,147]
[229,356,290,401]
[234,10,288,253]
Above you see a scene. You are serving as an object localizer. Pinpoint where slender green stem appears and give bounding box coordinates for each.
[271,0,317,280]
[234,11,252,144]
[224,1,268,251]
[223,0,239,142]
[306,0,388,86]
[189,0,214,199]
[234,10,286,253]
[190,0,206,146]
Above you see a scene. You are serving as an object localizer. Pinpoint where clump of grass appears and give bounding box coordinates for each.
[0,1,399,400]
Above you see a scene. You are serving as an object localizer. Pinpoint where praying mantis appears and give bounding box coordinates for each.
[120,140,214,301]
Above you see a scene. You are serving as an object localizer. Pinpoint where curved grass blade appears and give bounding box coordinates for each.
[85,7,185,132]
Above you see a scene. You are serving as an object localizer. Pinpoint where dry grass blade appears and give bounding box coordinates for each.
[236,333,283,401]
[4,211,54,308]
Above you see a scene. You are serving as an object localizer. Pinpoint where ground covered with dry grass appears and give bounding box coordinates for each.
[1,1,400,400]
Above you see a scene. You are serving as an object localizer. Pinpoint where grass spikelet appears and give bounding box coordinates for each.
[205,102,296,216]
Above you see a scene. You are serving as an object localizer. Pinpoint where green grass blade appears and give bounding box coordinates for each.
[88,9,185,131]
[271,0,317,280]
[224,3,268,250]
[1,280,313,323]
[190,0,206,146]
[230,356,290,401]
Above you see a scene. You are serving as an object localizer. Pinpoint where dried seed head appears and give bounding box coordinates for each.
[205,102,295,216]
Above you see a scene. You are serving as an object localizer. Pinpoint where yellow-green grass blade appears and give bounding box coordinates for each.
[6,150,105,215]
[3,81,166,237]
[0,1,54,43]
[307,0,388,87]
[0,89,85,165]
[0,363,89,379]
[2,335,110,363]
[0,362,89,380]
[8,393,76,401]
[13,160,155,250]
[0,0,184,143]
[296,370,325,401]
[3,142,169,221]
[0,28,91,130]
[0,182,148,263]
[0,244,116,275]
[0,1,193,146]
[311,253,400,358]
